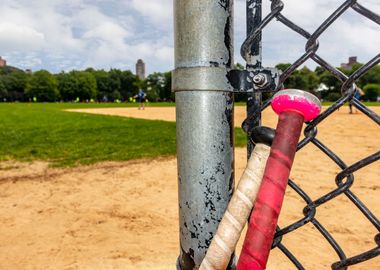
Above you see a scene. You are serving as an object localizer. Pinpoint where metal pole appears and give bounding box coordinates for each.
[246,0,262,157]
[173,0,235,269]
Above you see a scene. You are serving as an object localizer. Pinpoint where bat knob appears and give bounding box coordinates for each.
[249,126,275,146]
[271,89,321,122]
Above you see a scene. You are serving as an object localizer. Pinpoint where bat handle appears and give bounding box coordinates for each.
[237,111,304,270]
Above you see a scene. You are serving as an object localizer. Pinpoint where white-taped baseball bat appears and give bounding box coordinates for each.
[200,128,272,270]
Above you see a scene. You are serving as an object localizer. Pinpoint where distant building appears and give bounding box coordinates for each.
[136,59,146,80]
[25,69,32,74]
[0,56,6,67]
[341,56,358,70]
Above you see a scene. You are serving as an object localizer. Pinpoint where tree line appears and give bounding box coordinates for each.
[0,66,172,103]
[0,63,378,102]
[275,63,380,102]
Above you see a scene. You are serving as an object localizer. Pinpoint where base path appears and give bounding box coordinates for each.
[67,107,177,123]
[0,106,378,269]
[66,106,277,127]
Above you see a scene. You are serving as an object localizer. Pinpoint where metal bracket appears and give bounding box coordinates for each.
[227,67,281,93]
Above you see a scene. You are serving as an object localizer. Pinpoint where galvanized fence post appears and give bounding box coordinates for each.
[173,0,235,269]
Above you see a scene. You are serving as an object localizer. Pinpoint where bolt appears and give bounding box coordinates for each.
[253,74,268,88]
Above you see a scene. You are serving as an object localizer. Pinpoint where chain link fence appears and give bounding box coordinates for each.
[241,0,380,269]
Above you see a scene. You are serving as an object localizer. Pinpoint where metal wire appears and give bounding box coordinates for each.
[242,0,380,269]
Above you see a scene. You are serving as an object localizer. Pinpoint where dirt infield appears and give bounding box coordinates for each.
[0,106,379,269]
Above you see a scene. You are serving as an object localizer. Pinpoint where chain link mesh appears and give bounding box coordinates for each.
[241,0,380,269]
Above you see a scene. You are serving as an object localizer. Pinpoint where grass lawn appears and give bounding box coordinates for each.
[0,103,246,167]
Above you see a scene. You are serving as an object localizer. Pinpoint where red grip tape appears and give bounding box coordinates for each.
[237,111,304,270]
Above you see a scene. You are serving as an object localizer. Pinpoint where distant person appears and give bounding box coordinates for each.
[134,89,146,110]
[349,88,364,114]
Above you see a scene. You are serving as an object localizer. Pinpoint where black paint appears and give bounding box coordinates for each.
[246,0,263,158]
[179,247,195,270]
[224,92,234,148]
[209,61,219,67]
[218,0,229,11]
[224,15,232,68]
[227,69,251,92]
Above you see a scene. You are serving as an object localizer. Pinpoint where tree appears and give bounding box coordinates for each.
[0,66,24,75]
[162,72,173,101]
[314,66,325,77]
[358,65,380,87]
[25,70,59,101]
[275,64,318,93]
[0,70,29,101]
[275,63,292,72]
[57,71,97,101]
[275,63,300,89]
[314,63,380,101]
[316,67,345,101]
[6,71,29,101]
[56,72,76,101]
[0,78,7,100]
[73,71,97,100]
[144,74,159,101]
[87,69,115,101]
[119,70,139,100]
[363,84,380,101]
[109,90,122,101]
[299,67,319,93]
[108,69,122,94]
[144,72,173,102]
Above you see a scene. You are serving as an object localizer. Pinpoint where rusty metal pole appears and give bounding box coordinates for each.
[173,0,235,269]
[246,0,262,157]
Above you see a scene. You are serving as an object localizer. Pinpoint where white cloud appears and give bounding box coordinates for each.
[156,46,174,63]
[0,23,45,50]
[83,22,131,43]
[0,0,377,73]
[234,0,380,68]
[130,0,173,27]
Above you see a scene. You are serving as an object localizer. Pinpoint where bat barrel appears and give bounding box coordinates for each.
[237,89,321,270]
[237,111,304,270]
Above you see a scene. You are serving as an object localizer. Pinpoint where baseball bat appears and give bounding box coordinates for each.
[200,127,275,270]
[236,89,321,270]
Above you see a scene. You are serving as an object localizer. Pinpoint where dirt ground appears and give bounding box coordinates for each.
[0,106,379,269]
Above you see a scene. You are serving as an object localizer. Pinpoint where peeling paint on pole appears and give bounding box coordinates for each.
[246,0,263,157]
[174,0,235,269]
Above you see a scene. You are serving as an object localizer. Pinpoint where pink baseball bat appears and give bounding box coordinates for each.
[237,89,321,270]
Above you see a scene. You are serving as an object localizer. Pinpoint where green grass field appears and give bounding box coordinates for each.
[0,103,246,167]
[1,101,377,167]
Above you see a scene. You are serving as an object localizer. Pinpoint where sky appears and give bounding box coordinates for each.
[0,0,379,75]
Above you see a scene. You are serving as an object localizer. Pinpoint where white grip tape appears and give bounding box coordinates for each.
[199,143,270,270]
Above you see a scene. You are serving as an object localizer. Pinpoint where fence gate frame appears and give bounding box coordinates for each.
[174,0,380,269]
